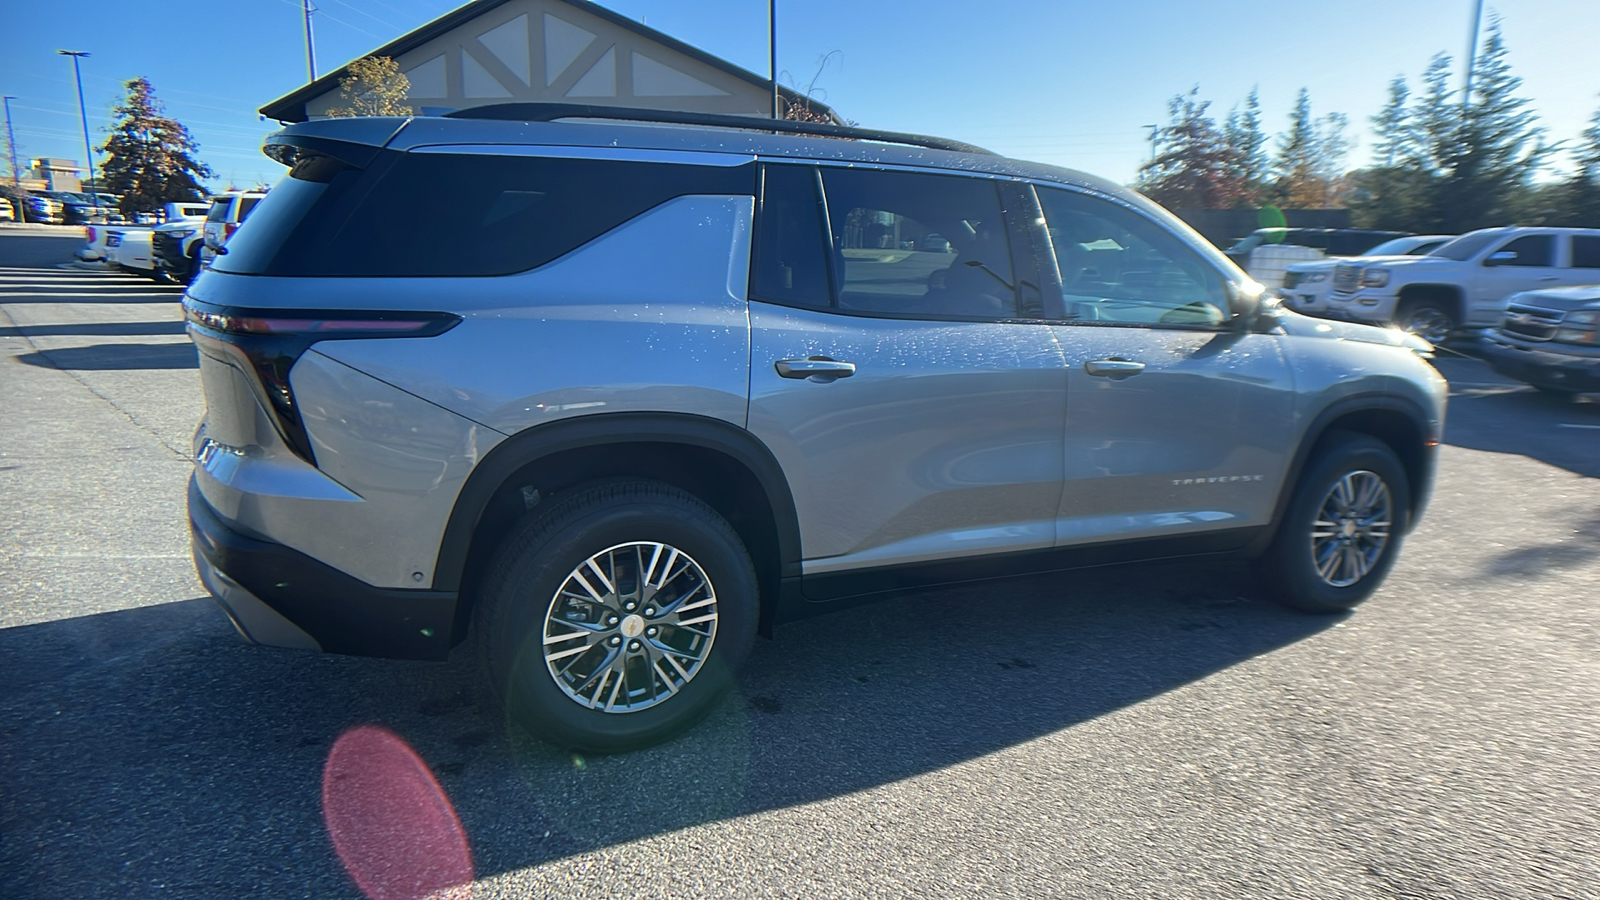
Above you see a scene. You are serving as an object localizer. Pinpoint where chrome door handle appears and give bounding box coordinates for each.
[775,356,857,381]
[1084,358,1145,379]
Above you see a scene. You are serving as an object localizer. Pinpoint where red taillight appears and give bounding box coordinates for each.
[224,222,238,240]
[86,226,97,242]
[184,306,452,337]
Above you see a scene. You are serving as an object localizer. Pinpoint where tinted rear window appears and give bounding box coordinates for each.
[213,149,755,278]
[205,201,230,222]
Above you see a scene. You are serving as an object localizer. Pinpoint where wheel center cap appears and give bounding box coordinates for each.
[620,614,645,638]
[1342,520,1358,538]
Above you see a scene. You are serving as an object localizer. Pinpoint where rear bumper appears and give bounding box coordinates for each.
[188,476,459,660]
[1480,333,1600,392]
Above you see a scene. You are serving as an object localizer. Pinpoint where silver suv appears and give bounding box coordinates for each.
[186,106,1446,751]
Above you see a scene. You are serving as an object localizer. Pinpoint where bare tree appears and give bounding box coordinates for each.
[325,57,413,118]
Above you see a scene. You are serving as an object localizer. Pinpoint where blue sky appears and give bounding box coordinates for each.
[4,0,1597,190]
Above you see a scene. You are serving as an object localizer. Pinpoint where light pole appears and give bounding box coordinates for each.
[1461,0,1485,104]
[57,50,96,194]
[769,0,779,120]
[303,0,319,82]
[2,96,21,193]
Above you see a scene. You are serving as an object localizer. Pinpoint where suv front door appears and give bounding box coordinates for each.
[746,164,1067,591]
[1033,186,1296,549]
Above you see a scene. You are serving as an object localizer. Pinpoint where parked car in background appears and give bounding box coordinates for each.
[95,201,212,278]
[186,107,1445,752]
[103,227,157,277]
[152,208,214,283]
[1281,235,1455,316]
[199,191,266,268]
[1224,228,1412,268]
[37,191,117,225]
[19,194,64,224]
[0,197,13,222]
[1224,227,1414,292]
[1323,226,1600,343]
[1479,285,1600,398]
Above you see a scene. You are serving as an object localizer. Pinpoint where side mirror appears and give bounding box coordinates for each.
[1228,281,1263,321]
[1484,250,1517,267]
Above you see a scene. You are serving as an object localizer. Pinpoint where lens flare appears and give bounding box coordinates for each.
[321,725,473,900]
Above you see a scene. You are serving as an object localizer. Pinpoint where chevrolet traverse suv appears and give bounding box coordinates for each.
[186,106,1446,751]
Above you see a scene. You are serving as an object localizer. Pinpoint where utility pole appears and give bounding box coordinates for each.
[2,96,21,193]
[303,0,319,82]
[769,0,779,120]
[1145,124,1159,166]
[57,51,96,193]
[1461,0,1485,105]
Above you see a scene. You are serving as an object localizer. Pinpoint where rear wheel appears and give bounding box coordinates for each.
[1260,432,1410,613]
[476,480,757,752]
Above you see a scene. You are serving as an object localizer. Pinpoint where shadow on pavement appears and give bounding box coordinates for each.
[0,321,185,338]
[17,342,197,370]
[1442,386,1600,479]
[0,561,1332,896]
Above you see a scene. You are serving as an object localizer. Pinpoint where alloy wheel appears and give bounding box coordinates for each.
[1403,308,1453,344]
[541,541,718,713]
[1309,470,1393,588]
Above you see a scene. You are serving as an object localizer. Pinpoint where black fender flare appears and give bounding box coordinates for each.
[1251,391,1437,554]
[431,412,803,592]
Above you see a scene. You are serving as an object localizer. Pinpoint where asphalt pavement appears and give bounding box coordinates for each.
[2,226,1597,898]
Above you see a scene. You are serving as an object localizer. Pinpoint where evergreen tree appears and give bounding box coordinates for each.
[324,57,414,118]
[1136,88,1246,209]
[1562,102,1600,227]
[1371,76,1415,168]
[1350,55,1457,232]
[1272,89,1347,207]
[1436,19,1550,230]
[99,77,213,215]
[1222,88,1268,204]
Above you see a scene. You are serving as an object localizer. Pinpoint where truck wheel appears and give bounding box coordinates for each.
[185,246,203,284]
[1396,299,1456,344]
[1259,432,1410,614]
[477,480,758,753]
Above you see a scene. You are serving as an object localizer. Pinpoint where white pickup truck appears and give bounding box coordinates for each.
[96,202,211,280]
[1322,226,1600,343]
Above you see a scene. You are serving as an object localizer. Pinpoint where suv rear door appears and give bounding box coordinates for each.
[1032,185,1296,548]
[746,163,1067,590]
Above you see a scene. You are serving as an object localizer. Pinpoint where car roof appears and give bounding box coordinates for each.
[271,114,1132,200]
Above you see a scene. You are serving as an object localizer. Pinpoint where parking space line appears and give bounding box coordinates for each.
[1557,423,1600,430]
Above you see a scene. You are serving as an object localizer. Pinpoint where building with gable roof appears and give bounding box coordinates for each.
[260,0,837,123]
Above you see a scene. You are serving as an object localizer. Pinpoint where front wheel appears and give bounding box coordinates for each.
[1259,432,1410,613]
[1396,300,1456,345]
[476,480,758,752]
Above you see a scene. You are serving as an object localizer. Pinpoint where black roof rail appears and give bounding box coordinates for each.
[442,103,995,156]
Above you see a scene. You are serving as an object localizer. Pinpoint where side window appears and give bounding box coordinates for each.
[820,168,1017,319]
[220,153,756,277]
[1490,234,1554,267]
[750,165,830,309]
[238,197,262,221]
[1036,187,1228,327]
[1571,235,1600,268]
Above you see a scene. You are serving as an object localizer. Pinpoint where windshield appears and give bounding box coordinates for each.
[1362,238,1414,256]
[1432,231,1502,261]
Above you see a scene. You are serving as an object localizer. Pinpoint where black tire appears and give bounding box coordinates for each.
[476,480,758,753]
[1259,432,1410,614]
[1395,298,1457,345]
[184,246,203,285]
